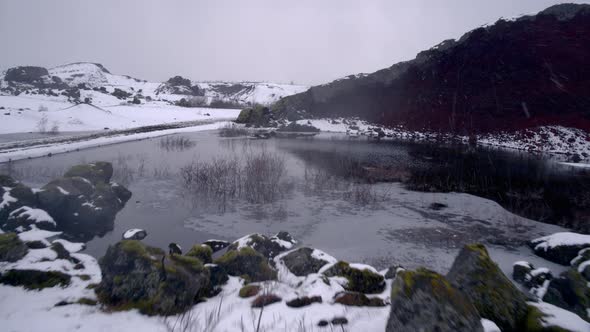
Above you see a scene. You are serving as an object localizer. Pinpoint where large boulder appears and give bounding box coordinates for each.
[447,244,529,332]
[3,206,56,232]
[0,233,28,262]
[97,240,210,316]
[542,269,590,322]
[386,268,483,332]
[37,164,131,241]
[529,232,590,265]
[323,261,385,294]
[214,247,276,282]
[279,247,331,276]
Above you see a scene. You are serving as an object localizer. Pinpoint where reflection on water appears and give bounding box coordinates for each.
[0,131,588,270]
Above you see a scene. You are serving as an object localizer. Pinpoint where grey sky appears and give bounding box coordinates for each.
[1,0,588,85]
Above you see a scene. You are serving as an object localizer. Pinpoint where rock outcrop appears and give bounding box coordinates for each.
[214,247,276,282]
[270,4,590,134]
[1,162,131,241]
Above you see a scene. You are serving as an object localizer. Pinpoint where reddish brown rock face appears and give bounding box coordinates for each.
[276,5,590,135]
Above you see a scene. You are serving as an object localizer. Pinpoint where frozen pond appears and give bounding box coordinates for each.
[1,130,587,275]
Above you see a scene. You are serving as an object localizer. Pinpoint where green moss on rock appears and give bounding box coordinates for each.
[239,284,261,298]
[323,261,385,294]
[387,268,483,332]
[186,244,213,264]
[447,243,529,332]
[97,240,210,316]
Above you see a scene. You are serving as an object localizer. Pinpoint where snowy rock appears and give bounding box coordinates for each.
[4,206,56,232]
[97,240,211,315]
[512,261,533,283]
[447,244,529,332]
[279,247,331,277]
[387,268,483,332]
[0,232,28,262]
[530,232,590,265]
[122,228,147,240]
[542,269,590,322]
[323,261,385,294]
[0,179,38,229]
[227,232,296,259]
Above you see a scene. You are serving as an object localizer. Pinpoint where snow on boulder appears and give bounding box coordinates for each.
[122,228,147,240]
[202,239,230,253]
[227,231,296,258]
[5,206,56,232]
[530,232,590,265]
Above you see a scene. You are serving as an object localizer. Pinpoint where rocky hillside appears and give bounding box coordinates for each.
[271,4,590,134]
[0,62,307,107]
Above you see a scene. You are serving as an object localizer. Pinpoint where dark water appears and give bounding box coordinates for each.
[1,131,588,264]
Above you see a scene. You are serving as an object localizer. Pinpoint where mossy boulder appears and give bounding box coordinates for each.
[387,268,483,332]
[542,269,590,322]
[214,247,276,282]
[447,244,529,332]
[97,240,210,316]
[239,284,261,298]
[0,269,71,289]
[235,105,272,126]
[334,291,385,307]
[279,247,330,276]
[186,244,213,264]
[0,233,28,262]
[323,261,385,294]
[63,162,113,184]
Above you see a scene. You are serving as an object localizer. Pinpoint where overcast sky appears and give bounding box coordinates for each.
[1,0,588,85]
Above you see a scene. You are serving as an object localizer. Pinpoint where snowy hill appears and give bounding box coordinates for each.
[0,62,308,107]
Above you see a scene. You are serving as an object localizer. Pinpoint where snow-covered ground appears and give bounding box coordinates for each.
[0,95,240,134]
